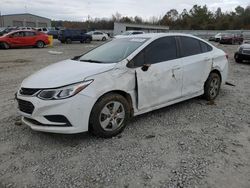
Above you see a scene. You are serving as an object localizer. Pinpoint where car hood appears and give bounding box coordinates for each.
[241,44,250,49]
[21,59,115,88]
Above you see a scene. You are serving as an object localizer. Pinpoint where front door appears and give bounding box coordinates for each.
[131,36,183,110]
[8,31,26,47]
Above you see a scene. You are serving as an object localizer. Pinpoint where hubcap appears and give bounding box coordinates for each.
[38,42,43,48]
[99,101,125,131]
[209,77,220,98]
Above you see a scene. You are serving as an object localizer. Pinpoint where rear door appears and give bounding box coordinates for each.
[178,36,213,96]
[133,36,183,110]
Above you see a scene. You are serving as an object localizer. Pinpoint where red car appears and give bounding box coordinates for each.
[0,30,49,49]
[219,33,244,45]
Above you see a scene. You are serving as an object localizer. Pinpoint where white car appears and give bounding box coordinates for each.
[36,27,49,33]
[16,33,228,138]
[114,30,145,39]
[215,33,222,42]
[87,31,109,41]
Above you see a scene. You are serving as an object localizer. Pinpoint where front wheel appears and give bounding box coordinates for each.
[203,72,221,101]
[234,53,242,63]
[36,41,44,48]
[89,93,130,138]
[102,37,107,41]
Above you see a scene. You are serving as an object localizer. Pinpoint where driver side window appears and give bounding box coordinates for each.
[12,32,25,37]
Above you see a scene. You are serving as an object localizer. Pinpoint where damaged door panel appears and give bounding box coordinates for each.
[178,36,214,96]
[132,36,183,110]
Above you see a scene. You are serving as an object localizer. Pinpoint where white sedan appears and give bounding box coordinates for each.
[87,31,109,41]
[16,33,228,138]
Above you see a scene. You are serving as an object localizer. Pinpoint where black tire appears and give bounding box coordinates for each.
[3,42,10,49]
[89,93,130,138]
[85,38,91,43]
[203,72,221,101]
[102,37,107,41]
[234,53,242,63]
[66,38,72,44]
[36,41,44,48]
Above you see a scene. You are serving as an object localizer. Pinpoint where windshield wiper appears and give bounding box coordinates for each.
[79,59,105,63]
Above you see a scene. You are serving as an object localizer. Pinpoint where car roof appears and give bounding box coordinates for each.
[7,30,38,34]
[122,32,198,39]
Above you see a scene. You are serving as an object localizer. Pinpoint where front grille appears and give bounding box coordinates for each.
[17,99,35,114]
[242,49,250,55]
[19,88,40,96]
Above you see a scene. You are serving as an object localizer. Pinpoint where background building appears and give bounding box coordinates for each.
[114,22,169,35]
[0,13,51,28]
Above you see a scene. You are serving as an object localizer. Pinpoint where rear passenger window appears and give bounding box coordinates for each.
[180,36,202,57]
[200,41,212,53]
[25,32,36,36]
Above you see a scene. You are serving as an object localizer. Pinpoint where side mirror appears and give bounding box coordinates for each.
[9,35,13,38]
[141,64,151,72]
[72,55,81,60]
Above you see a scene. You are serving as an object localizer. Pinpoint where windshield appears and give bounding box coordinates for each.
[79,38,148,63]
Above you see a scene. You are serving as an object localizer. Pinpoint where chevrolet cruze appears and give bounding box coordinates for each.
[16,33,228,138]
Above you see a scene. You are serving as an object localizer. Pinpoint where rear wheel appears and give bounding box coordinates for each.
[66,38,72,44]
[203,72,221,101]
[85,38,91,43]
[89,93,130,138]
[36,41,44,48]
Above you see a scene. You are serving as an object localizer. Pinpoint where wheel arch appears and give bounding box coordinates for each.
[94,90,134,116]
[210,69,222,81]
[88,90,134,131]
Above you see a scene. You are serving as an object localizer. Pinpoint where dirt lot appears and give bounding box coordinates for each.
[0,40,249,188]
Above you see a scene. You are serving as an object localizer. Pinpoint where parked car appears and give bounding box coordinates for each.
[36,27,49,33]
[0,27,19,36]
[0,30,49,49]
[58,29,92,44]
[220,33,244,45]
[16,33,228,138]
[114,30,145,39]
[209,33,222,42]
[47,28,59,39]
[19,27,34,30]
[87,31,109,41]
[234,44,250,63]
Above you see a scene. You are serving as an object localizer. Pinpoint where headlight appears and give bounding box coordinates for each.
[37,80,93,100]
[238,47,243,53]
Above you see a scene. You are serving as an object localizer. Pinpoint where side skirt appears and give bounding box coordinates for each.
[134,90,204,116]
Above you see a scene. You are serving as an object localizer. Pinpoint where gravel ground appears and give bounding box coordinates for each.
[0,40,249,188]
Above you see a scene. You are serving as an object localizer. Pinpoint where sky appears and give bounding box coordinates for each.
[0,0,249,21]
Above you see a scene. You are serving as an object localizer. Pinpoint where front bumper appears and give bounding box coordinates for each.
[234,52,250,61]
[16,93,96,134]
